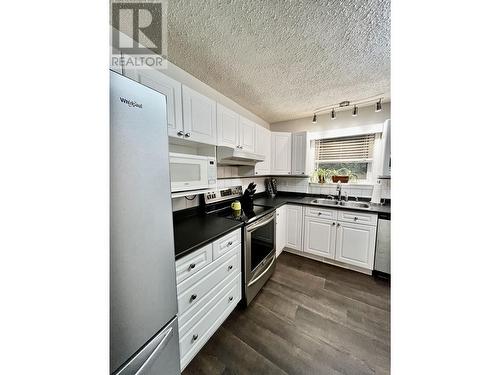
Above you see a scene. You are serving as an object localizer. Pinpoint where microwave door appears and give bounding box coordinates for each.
[169,156,209,192]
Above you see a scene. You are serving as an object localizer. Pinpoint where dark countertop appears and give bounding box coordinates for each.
[173,213,243,260]
[253,193,391,214]
[173,193,390,260]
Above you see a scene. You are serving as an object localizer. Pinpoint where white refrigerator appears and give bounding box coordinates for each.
[110,71,180,375]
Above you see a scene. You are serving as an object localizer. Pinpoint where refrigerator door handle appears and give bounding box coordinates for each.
[134,327,174,375]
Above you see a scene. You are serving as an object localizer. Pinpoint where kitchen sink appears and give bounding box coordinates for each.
[311,199,339,206]
[311,199,370,209]
[340,201,370,208]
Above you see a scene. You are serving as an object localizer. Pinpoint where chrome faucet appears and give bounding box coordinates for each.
[336,183,342,200]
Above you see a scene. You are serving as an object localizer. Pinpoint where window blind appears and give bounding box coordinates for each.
[314,134,375,163]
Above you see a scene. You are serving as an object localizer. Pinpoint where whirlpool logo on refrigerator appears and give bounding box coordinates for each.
[119,97,143,109]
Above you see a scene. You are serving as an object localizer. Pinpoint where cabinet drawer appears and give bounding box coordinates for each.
[176,244,212,284]
[212,228,241,260]
[338,210,377,226]
[177,251,239,316]
[180,274,241,368]
[305,206,337,220]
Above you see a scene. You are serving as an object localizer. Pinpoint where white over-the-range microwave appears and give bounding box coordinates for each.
[169,153,217,192]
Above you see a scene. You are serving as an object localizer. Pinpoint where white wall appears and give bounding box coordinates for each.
[270,102,391,133]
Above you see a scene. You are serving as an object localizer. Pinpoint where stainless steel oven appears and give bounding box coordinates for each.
[243,211,276,305]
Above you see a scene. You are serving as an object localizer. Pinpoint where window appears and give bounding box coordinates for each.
[314,134,375,182]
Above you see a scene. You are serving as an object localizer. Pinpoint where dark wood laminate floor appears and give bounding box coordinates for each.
[183,252,390,375]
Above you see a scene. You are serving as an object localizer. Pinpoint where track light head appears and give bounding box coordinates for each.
[312,113,317,124]
[352,105,358,117]
[331,108,336,120]
[376,99,382,112]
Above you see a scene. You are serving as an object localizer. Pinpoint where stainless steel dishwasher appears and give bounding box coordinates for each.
[374,212,391,278]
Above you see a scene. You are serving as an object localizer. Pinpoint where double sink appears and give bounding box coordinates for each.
[310,198,371,209]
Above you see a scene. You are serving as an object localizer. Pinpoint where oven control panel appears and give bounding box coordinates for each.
[204,186,242,203]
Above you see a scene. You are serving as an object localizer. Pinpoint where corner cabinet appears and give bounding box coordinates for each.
[276,205,287,257]
[271,132,292,175]
[122,64,184,139]
[182,85,217,145]
[254,126,271,175]
[335,221,376,270]
[285,205,303,251]
[291,132,308,175]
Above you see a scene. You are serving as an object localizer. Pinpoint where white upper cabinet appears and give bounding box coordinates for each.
[182,85,217,145]
[292,132,308,175]
[285,205,303,251]
[124,66,183,138]
[216,104,239,148]
[254,126,271,175]
[271,132,292,175]
[335,222,376,270]
[238,117,256,152]
[303,215,336,259]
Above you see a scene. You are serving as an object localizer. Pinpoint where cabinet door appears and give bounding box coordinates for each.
[239,117,256,152]
[254,126,271,175]
[276,205,287,257]
[303,216,336,259]
[335,222,376,270]
[216,104,239,148]
[182,85,217,145]
[271,132,292,175]
[124,66,184,139]
[291,132,307,175]
[285,205,303,251]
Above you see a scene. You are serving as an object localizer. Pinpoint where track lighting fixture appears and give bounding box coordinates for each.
[312,95,384,123]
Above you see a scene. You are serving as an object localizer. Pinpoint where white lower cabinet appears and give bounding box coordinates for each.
[175,228,242,371]
[335,221,376,270]
[303,215,336,259]
[293,206,377,272]
[276,205,287,257]
[285,205,303,251]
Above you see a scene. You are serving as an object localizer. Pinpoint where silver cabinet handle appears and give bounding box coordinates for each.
[177,130,184,136]
[185,132,191,138]
[337,223,341,227]
[188,263,196,270]
[190,294,197,302]
[354,217,358,221]
[134,327,174,375]
[192,334,198,342]
[229,296,234,302]
[318,212,322,215]
[228,265,233,270]
[227,241,233,247]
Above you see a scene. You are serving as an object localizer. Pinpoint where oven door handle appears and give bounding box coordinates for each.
[248,255,276,287]
[247,213,275,232]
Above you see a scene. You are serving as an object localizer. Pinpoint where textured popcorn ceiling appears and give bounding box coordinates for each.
[166,0,390,123]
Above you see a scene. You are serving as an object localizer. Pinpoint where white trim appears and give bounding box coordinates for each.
[308,123,384,141]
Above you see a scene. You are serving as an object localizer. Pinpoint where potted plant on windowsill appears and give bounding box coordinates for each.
[312,168,328,184]
[331,168,357,183]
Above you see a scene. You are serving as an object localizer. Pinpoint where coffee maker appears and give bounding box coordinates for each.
[265,178,277,198]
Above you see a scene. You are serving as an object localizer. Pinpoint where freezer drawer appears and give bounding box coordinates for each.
[115,317,180,375]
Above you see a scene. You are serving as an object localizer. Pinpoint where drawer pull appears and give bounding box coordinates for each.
[189,294,197,302]
[188,263,196,270]
[227,241,233,247]
[317,212,322,216]
[229,296,234,302]
[354,217,358,221]
[192,334,198,342]
[228,265,233,271]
